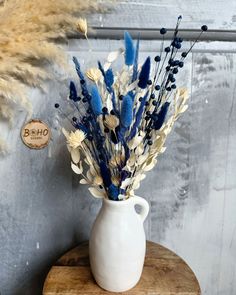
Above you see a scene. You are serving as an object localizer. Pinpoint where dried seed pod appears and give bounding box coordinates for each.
[104,114,119,130]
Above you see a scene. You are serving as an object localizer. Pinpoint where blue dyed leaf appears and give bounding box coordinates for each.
[120,94,133,128]
[90,85,103,117]
[138,57,151,89]
[124,31,135,66]
[154,102,170,130]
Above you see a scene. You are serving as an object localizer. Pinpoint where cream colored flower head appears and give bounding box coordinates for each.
[77,18,88,36]
[67,129,86,149]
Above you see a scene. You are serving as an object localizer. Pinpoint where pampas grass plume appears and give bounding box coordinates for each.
[0,0,106,151]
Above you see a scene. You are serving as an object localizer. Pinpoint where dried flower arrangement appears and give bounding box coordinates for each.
[57,17,208,201]
[0,0,105,154]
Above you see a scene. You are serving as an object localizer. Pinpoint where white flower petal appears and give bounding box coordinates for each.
[71,162,83,174]
[120,178,132,189]
[71,148,80,164]
[80,179,88,184]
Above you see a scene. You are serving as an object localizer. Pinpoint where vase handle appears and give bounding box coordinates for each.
[132,196,149,223]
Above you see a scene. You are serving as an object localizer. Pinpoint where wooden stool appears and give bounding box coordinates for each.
[43,241,201,294]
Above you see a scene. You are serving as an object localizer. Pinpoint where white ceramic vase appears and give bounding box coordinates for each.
[89,196,149,292]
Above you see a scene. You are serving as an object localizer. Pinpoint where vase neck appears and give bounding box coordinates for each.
[102,197,134,212]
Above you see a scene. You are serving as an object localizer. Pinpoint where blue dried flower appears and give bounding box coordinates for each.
[120,94,133,128]
[90,85,103,117]
[138,57,151,89]
[124,31,135,66]
[153,102,170,130]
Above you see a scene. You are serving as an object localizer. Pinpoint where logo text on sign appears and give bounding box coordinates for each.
[21,119,51,149]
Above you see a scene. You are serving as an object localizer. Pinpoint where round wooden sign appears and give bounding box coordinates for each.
[21,119,51,149]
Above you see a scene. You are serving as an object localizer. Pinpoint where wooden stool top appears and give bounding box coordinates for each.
[43,241,200,294]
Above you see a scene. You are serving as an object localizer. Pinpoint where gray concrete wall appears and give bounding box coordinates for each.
[1,2,236,294]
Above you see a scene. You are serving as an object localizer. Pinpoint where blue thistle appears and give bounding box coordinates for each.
[138,57,151,89]
[90,85,103,117]
[124,31,135,66]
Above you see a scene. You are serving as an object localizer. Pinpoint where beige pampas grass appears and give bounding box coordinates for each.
[0,0,105,153]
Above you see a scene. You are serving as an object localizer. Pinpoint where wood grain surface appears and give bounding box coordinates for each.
[43,241,201,295]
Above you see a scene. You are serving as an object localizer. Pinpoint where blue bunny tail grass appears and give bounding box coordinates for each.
[128,91,149,140]
[124,31,135,66]
[154,102,170,130]
[90,85,103,117]
[69,81,77,101]
[120,94,133,128]
[138,56,151,89]
[105,68,114,88]
[108,184,119,200]
[99,161,112,188]
[132,37,140,82]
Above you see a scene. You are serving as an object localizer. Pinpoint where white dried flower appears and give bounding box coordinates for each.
[66,130,86,149]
